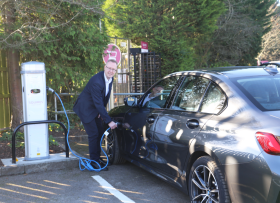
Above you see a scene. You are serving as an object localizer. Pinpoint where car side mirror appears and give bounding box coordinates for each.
[124,97,138,107]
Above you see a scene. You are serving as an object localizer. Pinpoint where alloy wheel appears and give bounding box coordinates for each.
[191,165,219,203]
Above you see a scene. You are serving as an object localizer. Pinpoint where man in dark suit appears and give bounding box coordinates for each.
[73,59,118,171]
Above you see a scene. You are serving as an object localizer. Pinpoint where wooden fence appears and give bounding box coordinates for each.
[0,51,11,131]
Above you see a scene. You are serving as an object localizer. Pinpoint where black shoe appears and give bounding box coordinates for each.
[99,158,111,166]
[98,161,109,171]
[90,161,108,171]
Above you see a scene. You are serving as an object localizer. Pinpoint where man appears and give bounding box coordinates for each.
[142,85,164,107]
[73,59,118,171]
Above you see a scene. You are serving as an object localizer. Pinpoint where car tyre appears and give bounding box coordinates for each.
[105,129,126,165]
[188,156,230,203]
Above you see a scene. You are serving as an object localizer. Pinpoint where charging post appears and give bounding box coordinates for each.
[21,61,49,161]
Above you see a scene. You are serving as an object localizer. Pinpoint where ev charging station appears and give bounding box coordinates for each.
[18,60,110,171]
[21,61,49,161]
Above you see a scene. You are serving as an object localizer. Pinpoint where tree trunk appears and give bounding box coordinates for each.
[6,4,23,131]
[7,49,23,130]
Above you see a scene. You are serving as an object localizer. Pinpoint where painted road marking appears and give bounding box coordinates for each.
[92,175,135,203]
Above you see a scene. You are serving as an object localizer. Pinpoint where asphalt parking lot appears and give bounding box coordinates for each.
[0,162,191,203]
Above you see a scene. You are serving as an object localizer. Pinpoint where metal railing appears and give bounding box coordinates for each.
[53,92,144,120]
[12,120,69,164]
[54,93,80,120]
[113,93,144,96]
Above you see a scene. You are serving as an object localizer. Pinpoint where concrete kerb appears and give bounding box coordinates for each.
[0,135,89,177]
[0,153,79,177]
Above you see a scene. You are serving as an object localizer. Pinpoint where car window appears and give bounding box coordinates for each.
[200,83,226,114]
[232,76,280,111]
[172,76,210,111]
[142,76,180,108]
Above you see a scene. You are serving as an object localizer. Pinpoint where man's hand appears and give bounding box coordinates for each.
[108,121,117,129]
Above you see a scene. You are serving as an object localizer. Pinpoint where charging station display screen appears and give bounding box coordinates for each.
[31,89,40,94]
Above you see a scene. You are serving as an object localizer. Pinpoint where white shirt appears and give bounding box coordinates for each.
[104,73,112,96]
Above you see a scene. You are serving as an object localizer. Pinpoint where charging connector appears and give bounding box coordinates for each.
[116,122,122,129]
[46,86,55,93]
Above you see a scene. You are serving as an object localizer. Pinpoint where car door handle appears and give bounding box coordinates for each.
[147,116,155,124]
[186,119,199,129]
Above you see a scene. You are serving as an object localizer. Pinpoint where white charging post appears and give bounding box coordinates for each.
[21,61,49,161]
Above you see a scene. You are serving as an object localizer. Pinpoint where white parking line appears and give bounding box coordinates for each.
[92,175,135,203]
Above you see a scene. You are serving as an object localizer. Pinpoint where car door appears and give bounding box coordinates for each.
[153,75,227,177]
[122,75,181,166]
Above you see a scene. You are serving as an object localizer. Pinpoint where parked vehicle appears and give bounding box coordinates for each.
[106,65,280,203]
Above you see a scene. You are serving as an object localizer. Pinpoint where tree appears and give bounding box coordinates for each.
[206,0,276,67]
[257,4,280,62]
[3,1,22,129]
[0,0,110,130]
[103,0,226,75]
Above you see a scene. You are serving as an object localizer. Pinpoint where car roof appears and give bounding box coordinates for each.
[165,66,278,79]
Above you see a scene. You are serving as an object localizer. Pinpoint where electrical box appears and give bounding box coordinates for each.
[21,61,49,161]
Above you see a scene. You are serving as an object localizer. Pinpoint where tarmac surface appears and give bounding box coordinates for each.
[0,163,190,203]
[0,134,191,203]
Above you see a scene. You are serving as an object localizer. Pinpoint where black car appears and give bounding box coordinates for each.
[105,65,280,203]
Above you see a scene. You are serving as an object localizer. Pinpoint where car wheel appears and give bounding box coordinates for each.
[188,156,230,203]
[105,129,126,165]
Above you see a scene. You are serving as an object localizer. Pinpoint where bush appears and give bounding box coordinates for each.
[0,129,59,148]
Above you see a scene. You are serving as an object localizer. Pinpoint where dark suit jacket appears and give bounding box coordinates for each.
[73,71,113,124]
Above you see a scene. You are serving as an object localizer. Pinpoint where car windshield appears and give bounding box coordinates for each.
[232,75,280,111]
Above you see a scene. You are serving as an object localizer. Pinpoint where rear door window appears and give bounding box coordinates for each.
[172,76,210,111]
[200,83,226,114]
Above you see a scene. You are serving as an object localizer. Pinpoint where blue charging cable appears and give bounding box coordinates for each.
[47,87,110,172]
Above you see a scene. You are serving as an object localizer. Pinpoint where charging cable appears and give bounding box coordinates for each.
[47,86,110,172]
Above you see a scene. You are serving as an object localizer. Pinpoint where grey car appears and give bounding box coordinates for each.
[106,65,280,203]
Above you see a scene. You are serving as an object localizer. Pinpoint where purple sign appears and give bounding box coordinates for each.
[103,44,121,66]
